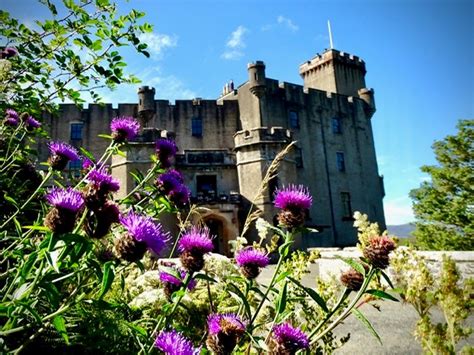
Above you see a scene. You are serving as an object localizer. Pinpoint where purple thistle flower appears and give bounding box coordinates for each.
[119,211,169,255]
[156,169,183,195]
[4,116,18,127]
[168,184,191,207]
[48,141,80,162]
[110,116,140,142]
[178,226,214,254]
[87,167,120,192]
[156,138,178,168]
[25,116,41,129]
[207,313,246,335]
[82,157,94,170]
[45,187,84,212]
[272,323,309,353]
[274,184,312,210]
[5,109,19,120]
[159,268,197,290]
[235,247,270,268]
[155,330,200,355]
[2,47,18,58]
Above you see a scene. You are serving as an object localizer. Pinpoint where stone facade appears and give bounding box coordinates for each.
[42,48,386,254]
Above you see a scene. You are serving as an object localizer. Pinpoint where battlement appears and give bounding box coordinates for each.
[137,86,155,94]
[234,126,292,148]
[299,49,366,76]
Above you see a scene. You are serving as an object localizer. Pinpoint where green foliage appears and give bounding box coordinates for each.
[410,119,474,250]
[391,249,473,354]
[0,0,152,114]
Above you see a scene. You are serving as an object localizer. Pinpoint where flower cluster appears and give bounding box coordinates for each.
[115,211,169,262]
[47,141,80,171]
[274,185,312,228]
[110,116,140,143]
[206,313,246,354]
[271,323,309,354]
[156,138,178,168]
[4,109,19,126]
[178,226,214,272]
[235,247,270,279]
[83,167,120,211]
[155,330,200,355]
[159,266,196,300]
[44,187,84,233]
[25,115,41,130]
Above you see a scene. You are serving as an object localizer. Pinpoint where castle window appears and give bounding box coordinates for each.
[196,175,217,201]
[69,159,82,171]
[191,117,202,137]
[336,152,345,172]
[289,110,299,129]
[340,192,352,219]
[268,176,279,201]
[70,123,83,141]
[295,147,303,168]
[332,117,342,134]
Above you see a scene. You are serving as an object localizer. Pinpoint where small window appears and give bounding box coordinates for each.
[69,159,82,171]
[70,123,83,141]
[295,147,303,168]
[341,192,352,219]
[336,152,345,172]
[268,176,279,201]
[192,117,202,137]
[289,110,299,128]
[332,117,342,134]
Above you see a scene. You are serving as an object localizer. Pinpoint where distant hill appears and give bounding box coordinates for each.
[387,223,415,238]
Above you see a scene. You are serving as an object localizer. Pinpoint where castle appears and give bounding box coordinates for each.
[42,47,386,254]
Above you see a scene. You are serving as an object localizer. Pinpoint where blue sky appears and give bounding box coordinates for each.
[2,0,473,225]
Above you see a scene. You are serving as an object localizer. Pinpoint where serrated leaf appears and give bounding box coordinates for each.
[365,289,399,302]
[336,256,366,275]
[351,308,382,344]
[53,315,69,344]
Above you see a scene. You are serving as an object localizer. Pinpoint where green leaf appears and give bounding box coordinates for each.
[287,276,329,313]
[365,289,399,302]
[278,241,292,258]
[79,147,95,162]
[380,270,395,289]
[99,261,115,299]
[97,134,112,139]
[23,225,50,232]
[193,273,217,283]
[53,315,69,345]
[228,283,251,319]
[276,281,288,314]
[351,308,382,344]
[336,256,366,275]
[21,251,38,279]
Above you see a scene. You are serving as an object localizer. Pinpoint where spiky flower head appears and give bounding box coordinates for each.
[2,47,18,58]
[206,313,246,354]
[340,268,364,291]
[156,138,178,168]
[47,141,80,170]
[82,157,94,170]
[235,247,270,279]
[5,109,18,120]
[45,187,84,212]
[271,323,309,354]
[44,187,84,234]
[119,211,169,255]
[110,116,140,142]
[89,201,120,238]
[4,116,18,127]
[25,116,41,129]
[363,235,396,269]
[159,267,197,299]
[87,167,120,193]
[168,184,191,207]
[274,185,312,229]
[155,330,200,355]
[156,169,183,195]
[179,226,214,272]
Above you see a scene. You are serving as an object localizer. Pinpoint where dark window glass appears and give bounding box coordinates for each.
[69,160,82,170]
[70,123,83,140]
[341,192,352,218]
[289,110,299,128]
[295,147,303,168]
[336,152,345,172]
[192,117,202,137]
[268,176,279,201]
[332,117,342,134]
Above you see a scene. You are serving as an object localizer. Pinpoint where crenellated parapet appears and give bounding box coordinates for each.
[234,127,292,149]
[299,49,366,77]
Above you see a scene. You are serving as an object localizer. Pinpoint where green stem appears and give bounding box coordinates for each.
[264,279,288,343]
[309,268,375,345]
[74,141,116,189]
[120,163,159,203]
[0,169,53,229]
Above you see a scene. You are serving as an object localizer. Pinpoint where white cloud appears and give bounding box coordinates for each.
[277,15,299,32]
[384,196,415,225]
[221,26,248,60]
[138,32,178,60]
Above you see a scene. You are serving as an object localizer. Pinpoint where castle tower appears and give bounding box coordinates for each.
[299,49,367,97]
[247,61,266,98]
[137,86,156,127]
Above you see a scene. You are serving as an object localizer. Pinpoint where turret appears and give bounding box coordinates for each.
[358,88,376,117]
[247,61,266,97]
[137,86,156,127]
[299,49,367,97]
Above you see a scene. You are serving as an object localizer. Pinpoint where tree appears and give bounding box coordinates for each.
[410,119,474,250]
